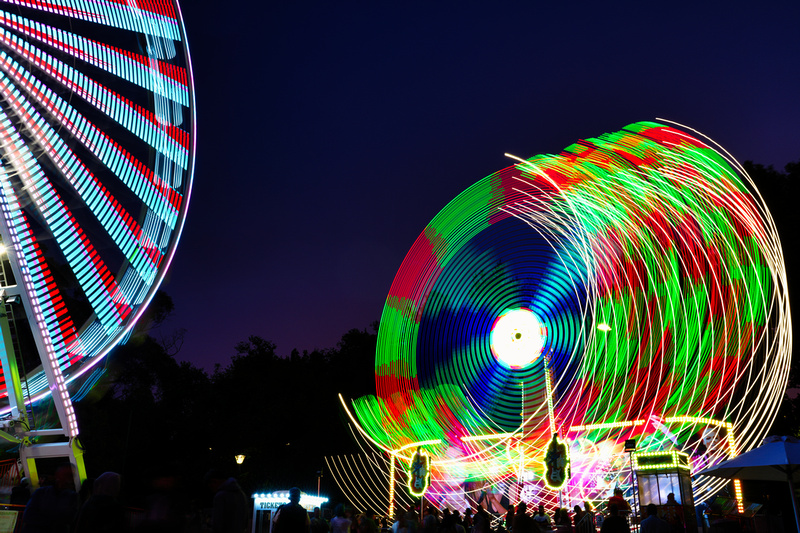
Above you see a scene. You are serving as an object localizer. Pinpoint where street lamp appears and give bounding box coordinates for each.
[597,322,612,359]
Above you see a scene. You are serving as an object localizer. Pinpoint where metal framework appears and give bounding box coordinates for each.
[0,0,195,486]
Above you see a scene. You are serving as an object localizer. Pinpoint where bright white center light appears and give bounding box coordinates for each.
[490,308,545,369]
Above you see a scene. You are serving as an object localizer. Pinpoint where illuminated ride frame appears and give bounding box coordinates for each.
[334,121,791,517]
[0,0,195,487]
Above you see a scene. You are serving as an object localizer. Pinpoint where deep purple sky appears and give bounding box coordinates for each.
[166,2,800,371]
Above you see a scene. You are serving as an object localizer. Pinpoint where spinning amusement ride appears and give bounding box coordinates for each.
[331,121,791,515]
[0,0,194,484]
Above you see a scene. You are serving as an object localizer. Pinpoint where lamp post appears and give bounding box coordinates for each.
[624,439,639,532]
[597,322,612,368]
[598,323,639,527]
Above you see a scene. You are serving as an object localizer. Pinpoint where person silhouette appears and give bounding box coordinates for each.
[21,464,78,533]
[274,487,311,533]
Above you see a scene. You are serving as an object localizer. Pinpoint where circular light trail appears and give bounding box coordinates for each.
[0,0,195,435]
[348,120,792,509]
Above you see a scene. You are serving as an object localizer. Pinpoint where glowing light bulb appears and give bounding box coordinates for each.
[490,308,544,368]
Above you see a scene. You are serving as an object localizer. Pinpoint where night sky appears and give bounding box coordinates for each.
[166,2,800,371]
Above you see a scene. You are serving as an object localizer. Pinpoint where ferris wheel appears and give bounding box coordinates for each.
[347,121,791,511]
[0,0,194,485]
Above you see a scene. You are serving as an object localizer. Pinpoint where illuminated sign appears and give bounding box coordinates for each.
[632,451,690,472]
[408,448,431,497]
[252,492,328,511]
[543,434,570,489]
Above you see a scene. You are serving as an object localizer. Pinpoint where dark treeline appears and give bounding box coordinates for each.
[72,296,378,508]
[745,159,800,437]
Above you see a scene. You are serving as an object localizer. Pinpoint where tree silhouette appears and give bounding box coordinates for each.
[744,159,799,438]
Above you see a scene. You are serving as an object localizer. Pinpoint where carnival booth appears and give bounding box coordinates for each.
[252,491,329,533]
[633,451,697,532]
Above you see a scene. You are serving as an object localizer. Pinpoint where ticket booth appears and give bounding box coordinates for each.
[633,451,697,532]
[252,491,329,533]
